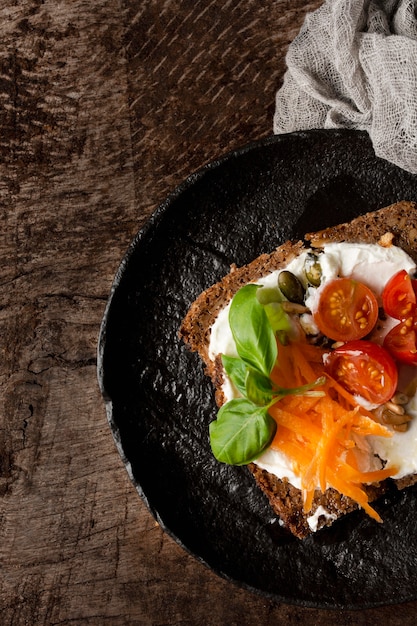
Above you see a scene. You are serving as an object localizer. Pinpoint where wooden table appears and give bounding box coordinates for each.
[2,1,416,623]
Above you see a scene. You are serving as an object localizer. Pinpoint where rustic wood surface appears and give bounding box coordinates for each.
[1,1,417,624]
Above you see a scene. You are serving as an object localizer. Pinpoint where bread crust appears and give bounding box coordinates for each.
[180,240,305,380]
[180,201,417,538]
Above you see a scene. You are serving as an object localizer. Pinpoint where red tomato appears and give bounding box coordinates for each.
[325,340,398,405]
[313,278,379,341]
[383,318,417,365]
[382,269,417,320]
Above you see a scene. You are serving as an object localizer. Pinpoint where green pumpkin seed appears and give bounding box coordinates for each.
[278,270,305,304]
[304,253,322,287]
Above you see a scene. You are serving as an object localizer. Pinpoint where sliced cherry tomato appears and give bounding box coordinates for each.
[313,278,379,341]
[325,340,398,405]
[383,317,417,365]
[382,269,417,320]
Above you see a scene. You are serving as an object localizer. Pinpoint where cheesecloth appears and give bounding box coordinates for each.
[273,0,417,174]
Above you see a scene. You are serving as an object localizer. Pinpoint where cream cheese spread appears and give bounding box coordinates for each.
[208,242,417,486]
[307,505,338,532]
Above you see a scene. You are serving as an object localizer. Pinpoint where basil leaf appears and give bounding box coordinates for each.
[221,354,247,396]
[209,398,277,465]
[229,284,277,376]
[245,368,273,406]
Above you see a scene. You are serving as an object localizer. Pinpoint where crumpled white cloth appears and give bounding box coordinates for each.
[274,0,417,174]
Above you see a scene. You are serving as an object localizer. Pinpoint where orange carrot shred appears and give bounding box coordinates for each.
[267,339,397,520]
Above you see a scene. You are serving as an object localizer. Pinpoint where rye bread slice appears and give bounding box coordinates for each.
[179,201,417,538]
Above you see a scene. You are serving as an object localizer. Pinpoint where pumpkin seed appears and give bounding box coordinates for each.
[304,253,322,287]
[278,270,305,305]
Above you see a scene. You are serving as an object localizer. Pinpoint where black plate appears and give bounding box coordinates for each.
[98,129,417,609]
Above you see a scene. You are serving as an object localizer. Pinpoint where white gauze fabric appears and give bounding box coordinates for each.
[274,0,417,174]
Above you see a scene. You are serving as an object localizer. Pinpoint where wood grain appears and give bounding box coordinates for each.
[1,1,417,624]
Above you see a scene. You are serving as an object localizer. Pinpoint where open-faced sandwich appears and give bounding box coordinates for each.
[179,201,417,539]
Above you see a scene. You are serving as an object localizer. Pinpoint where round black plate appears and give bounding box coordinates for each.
[98,130,417,609]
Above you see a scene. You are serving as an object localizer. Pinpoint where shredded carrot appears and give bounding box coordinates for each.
[268,339,397,521]
[272,338,326,388]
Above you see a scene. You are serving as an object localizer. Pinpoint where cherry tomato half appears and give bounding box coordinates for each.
[313,278,379,341]
[325,340,398,405]
[383,317,417,365]
[382,269,417,320]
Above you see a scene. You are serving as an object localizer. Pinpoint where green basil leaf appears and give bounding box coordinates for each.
[245,368,273,406]
[209,398,277,465]
[221,354,247,396]
[229,284,277,376]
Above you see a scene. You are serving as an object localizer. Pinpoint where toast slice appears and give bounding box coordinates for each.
[180,201,417,538]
